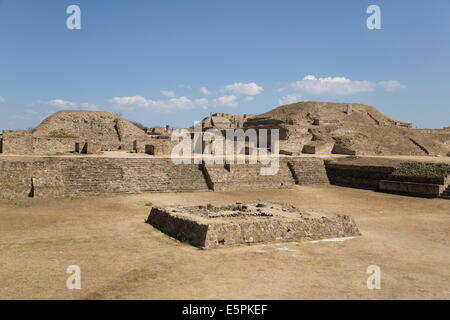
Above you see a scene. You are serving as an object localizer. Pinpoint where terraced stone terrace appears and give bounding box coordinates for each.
[1,153,450,199]
[147,202,360,248]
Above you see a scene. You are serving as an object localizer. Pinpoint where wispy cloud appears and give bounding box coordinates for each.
[0,96,5,104]
[47,99,101,110]
[109,94,239,113]
[223,82,263,96]
[291,75,406,95]
[160,90,175,97]
[213,95,238,107]
[278,93,303,105]
[107,82,261,112]
[199,87,211,95]
[377,80,407,92]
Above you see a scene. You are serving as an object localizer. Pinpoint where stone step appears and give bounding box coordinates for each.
[440,185,450,197]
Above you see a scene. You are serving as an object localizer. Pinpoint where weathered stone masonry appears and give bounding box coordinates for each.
[0,157,331,199]
[0,158,210,198]
[148,203,361,249]
[1,156,449,199]
[324,162,396,190]
[324,161,450,198]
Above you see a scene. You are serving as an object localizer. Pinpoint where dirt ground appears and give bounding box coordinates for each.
[0,185,449,300]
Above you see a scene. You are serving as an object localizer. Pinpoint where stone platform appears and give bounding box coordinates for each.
[146,202,360,249]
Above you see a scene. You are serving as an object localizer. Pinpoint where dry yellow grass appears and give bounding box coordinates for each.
[0,185,449,300]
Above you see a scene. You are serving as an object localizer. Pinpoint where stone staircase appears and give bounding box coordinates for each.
[61,159,125,196]
[60,158,210,197]
[288,159,329,185]
[120,159,211,193]
[202,160,295,191]
[439,184,450,199]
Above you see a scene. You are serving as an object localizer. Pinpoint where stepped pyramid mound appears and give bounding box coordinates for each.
[33,110,148,151]
[259,101,400,127]
[202,101,450,156]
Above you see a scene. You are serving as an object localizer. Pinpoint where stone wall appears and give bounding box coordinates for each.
[0,160,33,198]
[324,160,450,198]
[325,162,396,190]
[379,180,445,198]
[147,203,361,249]
[377,164,450,198]
[202,159,295,191]
[0,158,211,198]
[1,157,334,198]
[135,138,177,155]
[33,137,79,154]
[1,133,101,155]
[2,130,33,154]
[31,161,65,198]
[61,158,211,197]
[302,141,334,155]
[288,159,329,185]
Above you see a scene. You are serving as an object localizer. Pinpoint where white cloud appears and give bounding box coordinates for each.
[48,99,100,111]
[293,75,375,94]
[160,90,175,97]
[194,97,210,108]
[199,87,211,95]
[109,94,239,112]
[278,93,303,105]
[109,96,191,112]
[213,95,239,108]
[223,82,263,96]
[109,82,259,113]
[0,96,4,104]
[291,75,406,95]
[377,80,407,92]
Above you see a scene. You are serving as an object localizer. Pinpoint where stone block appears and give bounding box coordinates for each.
[379,180,444,197]
[302,141,334,154]
[1,130,33,154]
[147,203,361,249]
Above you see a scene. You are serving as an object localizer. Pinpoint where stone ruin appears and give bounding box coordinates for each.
[200,101,450,157]
[146,202,361,249]
[1,101,449,157]
[0,110,177,156]
[0,101,449,201]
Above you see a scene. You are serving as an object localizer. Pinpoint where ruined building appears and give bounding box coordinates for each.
[1,102,450,201]
[201,101,450,156]
[1,102,449,157]
[0,110,175,155]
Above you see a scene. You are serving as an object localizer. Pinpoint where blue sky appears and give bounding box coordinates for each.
[0,0,449,129]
